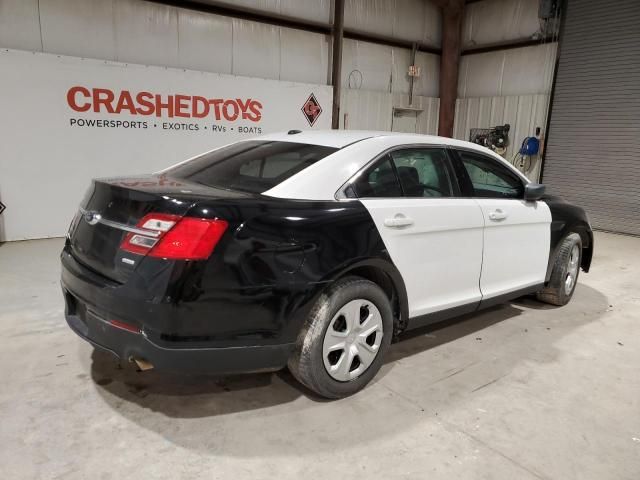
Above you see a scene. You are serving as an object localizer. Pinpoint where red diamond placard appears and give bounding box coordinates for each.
[301,93,322,127]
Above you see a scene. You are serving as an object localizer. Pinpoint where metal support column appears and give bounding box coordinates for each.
[437,0,464,137]
[331,0,345,129]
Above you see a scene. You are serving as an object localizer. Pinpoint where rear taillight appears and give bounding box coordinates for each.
[120,213,228,260]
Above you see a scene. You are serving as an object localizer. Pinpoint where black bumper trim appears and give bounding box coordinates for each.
[64,295,294,375]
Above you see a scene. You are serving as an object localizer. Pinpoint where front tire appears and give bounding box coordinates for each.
[537,233,582,306]
[288,276,393,399]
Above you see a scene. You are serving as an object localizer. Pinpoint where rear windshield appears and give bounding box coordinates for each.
[165,141,338,193]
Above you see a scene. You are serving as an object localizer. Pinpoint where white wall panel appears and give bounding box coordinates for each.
[458,44,557,98]
[409,95,440,135]
[232,19,280,79]
[280,29,329,84]
[421,1,442,47]
[391,47,411,94]
[340,89,439,135]
[342,39,392,92]
[392,0,425,42]
[463,0,541,47]
[177,9,233,73]
[414,51,439,97]
[345,0,394,37]
[1,0,333,85]
[207,0,331,23]
[0,0,42,51]
[114,0,179,67]
[223,0,280,13]
[454,94,549,181]
[340,90,393,130]
[458,50,505,98]
[279,0,331,24]
[501,43,557,96]
[345,0,441,47]
[342,39,440,96]
[39,0,115,60]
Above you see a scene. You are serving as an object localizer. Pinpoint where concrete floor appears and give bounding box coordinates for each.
[0,232,639,479]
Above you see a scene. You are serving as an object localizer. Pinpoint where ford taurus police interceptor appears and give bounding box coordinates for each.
[61,130,592,398]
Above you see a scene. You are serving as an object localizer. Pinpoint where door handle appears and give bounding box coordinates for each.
[488,209,508,221]
[384,214,414,228]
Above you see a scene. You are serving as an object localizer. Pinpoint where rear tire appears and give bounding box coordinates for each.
[288,276,393,399]
[536,233,582,306]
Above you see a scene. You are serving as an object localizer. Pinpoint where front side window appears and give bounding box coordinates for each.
[458,151,524,199]
[390,148,453,197]
[165,141,338,194]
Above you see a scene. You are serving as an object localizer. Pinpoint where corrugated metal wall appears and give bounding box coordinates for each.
[458,44,557,98]
[0,0,330,85]
[339,35,440,132]
[209,0,332,24]
[454,94,549,180]
[344,0,441,46]
[455,0,557,181]
[340,90,439,133]
[338,0,442,134]
[542,0,640,235]
[0,0,442,134]
[462,0,540,47]
[0,0,560,143]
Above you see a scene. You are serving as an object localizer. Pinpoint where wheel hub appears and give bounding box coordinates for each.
[564,244,580,295]
[322,299,383,382]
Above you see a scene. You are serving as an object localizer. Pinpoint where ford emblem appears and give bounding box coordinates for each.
[83,210,101,226]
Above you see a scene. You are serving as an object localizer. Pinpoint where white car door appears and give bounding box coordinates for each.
[356,147,485,318]
[454,150,551,300]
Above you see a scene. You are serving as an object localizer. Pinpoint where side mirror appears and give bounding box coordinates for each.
[524,183,546,201]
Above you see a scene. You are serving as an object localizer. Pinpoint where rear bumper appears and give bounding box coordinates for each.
[61,247,295,375]
[63,299,293,374]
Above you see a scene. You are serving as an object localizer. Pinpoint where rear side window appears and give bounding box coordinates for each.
[390,148,452,197]
[165,141,338,193]
[351,148,452,198]
[352,157,402,198]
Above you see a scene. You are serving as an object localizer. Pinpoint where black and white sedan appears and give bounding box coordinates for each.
[61,130,593,398]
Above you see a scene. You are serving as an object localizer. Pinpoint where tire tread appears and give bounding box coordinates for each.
[536,233,582,306]
[288,276,391,399]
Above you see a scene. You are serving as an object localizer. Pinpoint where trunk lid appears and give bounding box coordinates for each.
[67,174,218,283]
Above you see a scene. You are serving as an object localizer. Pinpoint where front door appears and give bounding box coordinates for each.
[355,147,485,318]
[453,149,551,301]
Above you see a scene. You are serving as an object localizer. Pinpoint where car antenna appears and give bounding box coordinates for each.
[288,129,302,135]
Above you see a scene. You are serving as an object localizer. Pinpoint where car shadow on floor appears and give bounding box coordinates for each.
[90,283,609,422]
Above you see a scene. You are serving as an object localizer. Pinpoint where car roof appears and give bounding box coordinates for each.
[257,129,503,155]
[256,130,384,148]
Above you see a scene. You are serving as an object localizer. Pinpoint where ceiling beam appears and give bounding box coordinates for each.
[461,36,558,55]
[146,0,441,54]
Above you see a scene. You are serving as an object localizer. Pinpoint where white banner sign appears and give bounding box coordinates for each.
[0,49,332,241]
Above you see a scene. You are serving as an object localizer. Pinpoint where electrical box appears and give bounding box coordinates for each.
[408,65,421,77]
[539,0,559,19]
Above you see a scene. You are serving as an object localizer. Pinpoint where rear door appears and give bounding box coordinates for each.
[452,149,551,301]
[356,147,484,318]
